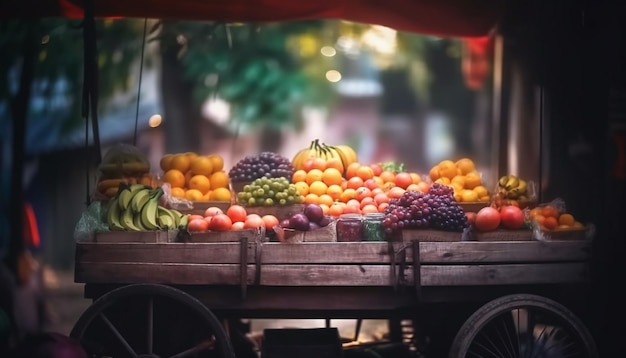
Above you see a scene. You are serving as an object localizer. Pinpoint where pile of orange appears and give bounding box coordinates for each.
[529,205,583,230]
[160,152,232,202]
[428,158,490,203]
[291,159,427,217]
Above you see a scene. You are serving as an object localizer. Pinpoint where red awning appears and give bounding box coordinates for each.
[1,0,505,37]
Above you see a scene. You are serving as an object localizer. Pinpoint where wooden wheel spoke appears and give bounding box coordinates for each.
[498,315,517,358]
[147,297,154,354]
[168,337,216,358]
[99,312,138,357]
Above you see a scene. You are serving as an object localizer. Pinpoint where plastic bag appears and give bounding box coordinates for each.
[159,182,194,211]
[99,143,150,177]
[73,201,109,242]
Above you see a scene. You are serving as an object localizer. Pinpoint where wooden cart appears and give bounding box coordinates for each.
[71,232,598,357]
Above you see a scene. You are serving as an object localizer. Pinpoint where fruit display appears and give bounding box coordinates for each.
[186,204,279,232]
[236,177,305,206]
[496,174,532,201]
[106,184,188,231]
[428,158,490,203]
[96,145,154,199]
[160,152,232,202]
[382,183,469,234]
[229,151,295,182]
[528,204,584,231]
[292,139,358,175]
[471,205,527,232]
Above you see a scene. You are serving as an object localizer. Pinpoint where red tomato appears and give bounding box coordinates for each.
[204,206,223,217]
[475,207,500,231]
[261,215,280,231]
[226,205,248,223]
[244,214,265,229]
[188,218,209,232]
[209,213,232,231]
[500,205,525,229]
[465,212,477,226]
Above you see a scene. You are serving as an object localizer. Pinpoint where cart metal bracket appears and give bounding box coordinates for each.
[239,236,248,299]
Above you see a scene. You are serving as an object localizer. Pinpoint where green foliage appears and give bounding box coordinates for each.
[158,21,337,131]
[0,19,144,134]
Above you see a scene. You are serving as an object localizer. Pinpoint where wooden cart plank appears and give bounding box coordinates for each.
[75,263,256,285]
[75,262,588,286]
[75,242,256,264]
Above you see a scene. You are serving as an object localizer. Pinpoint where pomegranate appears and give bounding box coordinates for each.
[500,205,525,229]
[475,207,501,231]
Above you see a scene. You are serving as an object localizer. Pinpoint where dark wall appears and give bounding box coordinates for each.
[502,0,626,356]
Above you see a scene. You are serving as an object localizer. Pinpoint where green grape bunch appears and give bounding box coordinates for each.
[237,177,305,206]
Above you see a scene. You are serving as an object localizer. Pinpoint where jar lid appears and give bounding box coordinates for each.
[364,213,385,219]
[339,213,363,220]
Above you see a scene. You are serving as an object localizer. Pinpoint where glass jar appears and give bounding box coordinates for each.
[336,214,364,242]
[363,213,385,241]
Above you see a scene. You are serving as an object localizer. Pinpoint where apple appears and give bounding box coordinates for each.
[475,207,501,232]
[500,205,525,229]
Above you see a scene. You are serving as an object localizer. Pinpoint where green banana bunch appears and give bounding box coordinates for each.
[105,186,169,231]
[497,174,529,199]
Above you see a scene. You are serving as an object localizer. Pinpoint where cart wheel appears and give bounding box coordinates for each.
[70,283,235,358]
[448,294,598,358]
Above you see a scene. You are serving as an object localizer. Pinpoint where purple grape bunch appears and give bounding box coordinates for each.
[229,151,294,182]
[382,183,468,234]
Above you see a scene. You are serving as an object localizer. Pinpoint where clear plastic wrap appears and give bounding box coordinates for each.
[73,201,109,242]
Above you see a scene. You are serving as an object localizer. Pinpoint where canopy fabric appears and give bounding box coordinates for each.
[1,0,505,37]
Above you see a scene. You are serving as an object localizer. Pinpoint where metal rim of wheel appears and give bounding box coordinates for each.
[448,293,598,358]
[70,283,235,358]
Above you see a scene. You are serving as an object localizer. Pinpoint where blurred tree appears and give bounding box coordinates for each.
[0,19,143,137]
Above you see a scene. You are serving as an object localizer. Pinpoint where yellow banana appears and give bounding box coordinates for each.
[517,179,527,194]
[505,175,520,191]
[140,198,160,230]
[120,206,142,231]
[498,175,509,188]
[106,197,125,231]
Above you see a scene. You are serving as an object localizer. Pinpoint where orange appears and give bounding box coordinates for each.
[325,157,344,173]
[558,213,575,226]
[322,167,343,186]
[319,203,330,215]
[461,189,479,202]
[170,187,186,198]
[160,154,175,172]
[326,184,343,201]
[208,154,224,172]
[188,174,211,194]
[541,205,559,219]
[305,193,320,205]
[473,185,488,198]
[379,171,395,183]
[309,181,329,196]
[346,176,364,190]
[455,158,476,175]
[387,186,405,199]
[359,197,375,209]
[328,202,346,217]
[529,207,542,219]
[318,194,334,207]
[185,151,199,161]
[543,216,558,230]
[210,187,232,202]
[374,192,390,205]
[170,154,191,173]
[533,214,546,226]
[434,177,451,186]
[185,189,204,201]
[428,166,440,182]
[190,156,214,176]
[163,169,186,188]
[406,183,421,192]
[394,172,413,189]
[361,204,379,214]
[294,182,309,196]
[346,162,362,179]
[339,188,356,202]
[410,172,421,184]
[209,171,229,189]
[184,170,194,187]
[451,175,465,188]
[464,172,482,189]
[437,160,457,180]
[356,165,374,181]
[378,202,389,212]
[305,169,324,185]
[292,169,307,184]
